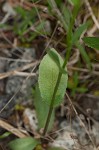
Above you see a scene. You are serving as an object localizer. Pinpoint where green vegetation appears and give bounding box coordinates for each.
[0,0,98,149]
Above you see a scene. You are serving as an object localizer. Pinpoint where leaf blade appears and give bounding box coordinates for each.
[83,37,99,50]
[34,84,54,131]
[72,22,89,44]
[68,0,80,6]
[8,137,39,150]
[38,48,68,107]
[76,42,91,70]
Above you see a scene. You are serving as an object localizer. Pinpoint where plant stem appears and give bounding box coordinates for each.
[42,35,72,138]
[42,72,62,136]
[42,59,68,136]
[42,3,80,137]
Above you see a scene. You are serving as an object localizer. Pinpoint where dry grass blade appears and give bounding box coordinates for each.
[0,61,38,114]
[68,66,99,76]
[0,61,39,80]
[0,119,27,138]
[9,0,46,10]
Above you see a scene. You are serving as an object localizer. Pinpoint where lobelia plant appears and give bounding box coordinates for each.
[38,48,68,136]
[9,47,68,150]
[8,0,93,149]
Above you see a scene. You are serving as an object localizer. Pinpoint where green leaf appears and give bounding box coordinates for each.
[47,0,68,31]
[47,48,61,69]
[76,42,91,70]
[55,0,62,7]
[35,144,43,150]
[27,21,45,42]
[8,137,39,150]
[34,84,54,131]
[38,48,68,107]
[48,48,67,74]
[72,22,89,44]
[0,132,11,139]
[66,0,80,47]
[83,37,99,50]
[67,72,79,96]
[15,6,27,18]
[62,6,72,30]
[68,0,80,6]
[76,87,88,93]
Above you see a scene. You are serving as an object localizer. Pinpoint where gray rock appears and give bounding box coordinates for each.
[0,48,36,133]
[0,95,15,133]
[0,95,15,118]
[5,48,36,101]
